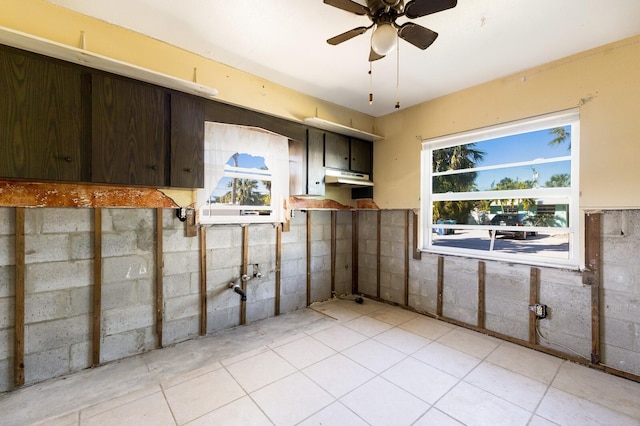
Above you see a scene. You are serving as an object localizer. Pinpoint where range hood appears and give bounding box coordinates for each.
[325,169,374,188]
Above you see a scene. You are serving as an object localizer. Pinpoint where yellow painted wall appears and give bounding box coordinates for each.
[2,0,639,211]
[373,35,640,210]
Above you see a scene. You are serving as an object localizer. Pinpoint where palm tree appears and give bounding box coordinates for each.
[217,179,262,205]
[432,144,485,223]
[491,177,536,212]
[545,173,571,188]
[549,127,571,149]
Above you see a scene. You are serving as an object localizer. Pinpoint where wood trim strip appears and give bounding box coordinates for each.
[331,211,336,297]
[14,207,25,386]
[155,208,164,348]
[437,256,444,317]
[241,225,249,324]
[275,224,282,316]
[585,212,602,364]
[404,210,410,307]
[529,267,540,345]
[306,212,311,307]
[478,261,486,329]
[376,210,381,299]
[352,211,359,294]
[412,210,422,260]
[92,208,102,367]
[199,226,207,335]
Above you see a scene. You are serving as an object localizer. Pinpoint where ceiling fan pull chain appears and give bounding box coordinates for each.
[395,36,401,109]
[369,62,374,105]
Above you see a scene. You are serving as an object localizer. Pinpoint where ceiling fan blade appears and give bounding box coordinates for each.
[323,0,370,15]
[397,22,438,50]
[369,48,385,62]
[327,26,369,45]
[404,0,457,19]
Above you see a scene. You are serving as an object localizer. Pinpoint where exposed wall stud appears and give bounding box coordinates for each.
[478,261,486,329]
[306,211,311,306]
[14,207,25,386]
[199,226,207,335]
[376,210,381,298]
[404,210,410,306]
[352,211,359,294]
[585,212,602,364]
[412,210,421,260]
[241,225,249,324]
[155,208,164,347]
[275,224,282,316]
[529,267,540,345]
[92,208,102,367]
[437,256,444,317]
[330,211,336,297]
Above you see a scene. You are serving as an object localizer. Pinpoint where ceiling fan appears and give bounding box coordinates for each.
[324,0,457,61]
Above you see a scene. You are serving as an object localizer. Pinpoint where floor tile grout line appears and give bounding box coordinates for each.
[158,384,180,425]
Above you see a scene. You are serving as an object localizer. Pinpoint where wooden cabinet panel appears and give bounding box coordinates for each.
[307,128,325,195]
[0,47,87,181]
[91,74,167,186]
[324,132,350,170]
[349,138,372,174]
[170,92,204,188]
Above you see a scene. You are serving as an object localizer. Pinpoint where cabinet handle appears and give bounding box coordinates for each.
[184,168,192,173]
[63,156,72,163]
[151,165,158,171]
[315,181,320,185]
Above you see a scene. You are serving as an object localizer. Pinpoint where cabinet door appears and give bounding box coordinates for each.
[306,128,325,195]
[324,132,350,170]
[170,92,204,188]
[0,47,87,181]
[350,138,372,174]
[91,74,167,186]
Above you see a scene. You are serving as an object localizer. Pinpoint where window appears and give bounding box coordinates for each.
[197,122,289,224]
[420,109,580,268]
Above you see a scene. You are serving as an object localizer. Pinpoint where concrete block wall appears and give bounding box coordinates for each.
[334,211,353,296]
[281,211,309,313]
[0,208,15,391]
[360,209,638,378]
[357,210,378,297]
[309,211,332,303]
[380,210,407,304]
[100,209,157,363]
[601,210,640,373]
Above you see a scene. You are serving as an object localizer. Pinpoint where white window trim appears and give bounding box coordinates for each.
[420,109,581,269]
[197,122,289,225]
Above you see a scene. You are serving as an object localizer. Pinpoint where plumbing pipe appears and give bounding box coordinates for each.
[229,283,247,301]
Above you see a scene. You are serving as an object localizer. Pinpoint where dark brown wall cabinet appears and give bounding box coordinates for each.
[307,128,325,195]
[323,131,372,175]
[91,73,167,186]
[170,92,204,188]
[349,137,372,174]
[0,46,89,182]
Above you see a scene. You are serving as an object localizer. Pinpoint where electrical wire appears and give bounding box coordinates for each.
[535,318,588,360]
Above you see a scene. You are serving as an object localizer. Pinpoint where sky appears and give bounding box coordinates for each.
[437,126,573,191]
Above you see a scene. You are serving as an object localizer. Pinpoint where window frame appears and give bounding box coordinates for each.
[198,122,289,225]
[420,109,581,269]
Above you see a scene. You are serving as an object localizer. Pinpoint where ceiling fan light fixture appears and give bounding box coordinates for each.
[371,23,397,55]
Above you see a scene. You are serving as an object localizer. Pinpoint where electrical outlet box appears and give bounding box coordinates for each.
[529,303,548,319]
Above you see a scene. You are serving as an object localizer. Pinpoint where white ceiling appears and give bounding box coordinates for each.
[45,0,640,117]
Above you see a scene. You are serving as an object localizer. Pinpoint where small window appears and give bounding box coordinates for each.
[420,109,580,268]
[197,123,289,224]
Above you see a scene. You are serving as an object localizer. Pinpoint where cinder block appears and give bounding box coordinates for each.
[246,298,275,323]
[0,208,15,235]
[25,291,71,324]
[162,251,199,276]
[602,344,640,376]
[601,262,640,294]
[24,346,70,384]
[70,233,93,260]
[163,316,199,346]
[26,260,92,293]
[248,224,275,245]
[0,328,14,360]
[164,273,194,298]
[70,341,91,371]
[208,247,242,270]
[101,281,138,310]
[163,228,199,253]
[282,242,306,261]
[25,234,71,264]
[102,304,154,336]
[164,294,200,322]
[108,208,154,233]
[602,316,635,351]
[485,314,529,341]
[248,244,274,265]
[25,315,91,354]
[101,328,153,363]
[102,255,151,283]
[0,297,14,329]
[0,266,15,297]
[602,289,640,322]
[0,360,13,393]
[207,306,241,333]
[280,293,305,314]
[101,231,138,257]
[42,208,92,233]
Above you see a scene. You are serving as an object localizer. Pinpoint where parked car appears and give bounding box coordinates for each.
[489,213,536,240]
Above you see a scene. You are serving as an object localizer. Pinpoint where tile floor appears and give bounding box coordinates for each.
[1,298,639,425]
